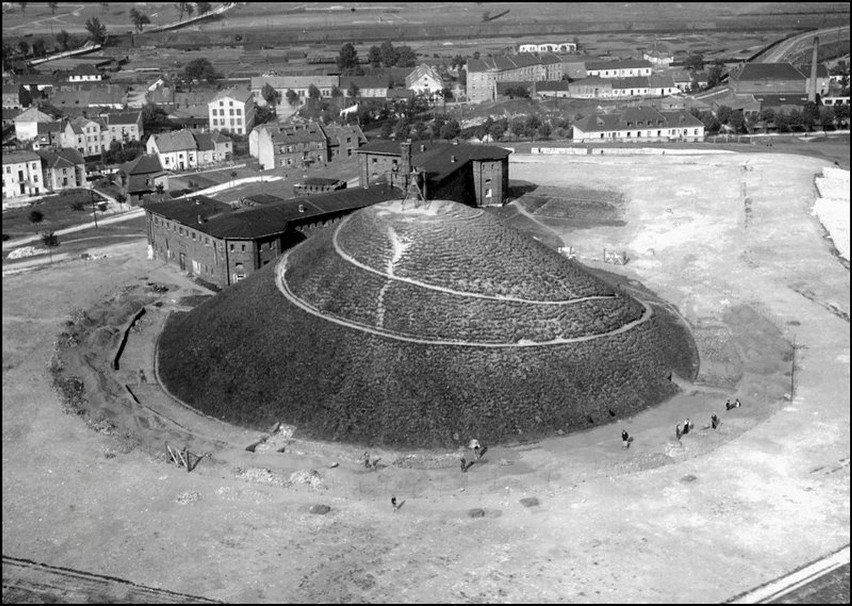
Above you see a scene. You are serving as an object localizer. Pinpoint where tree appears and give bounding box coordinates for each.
[184,2,194,19]
[684,53,704,72]
[261,82,281,108]
[802,101,820,131]
[337,42,361,75]
[41,231,59,263]
[308,84,321,100]
[18,84,32,108]
[347,82,360,100]
[393,117,410,139]
[85,17,107,45]
[380,121,393,139]
[728,110,745,133]
[818,106,835,130]
[56,30,71,51]
[197,2,211,16]
[285,88,299,107]
[395,45,417,67]
[30,37,46,57]
[716,105,733,125]
[439,118,460,140]
[488,121,506,141]
[330,85,343,100]
[183,57,218,83]
[141,103,170,134]
[229,170,238,187]
[451,54,465,71]
[254,105,276,126]
[367,45,382,67]
[130,8,151,33]
[17,40,29,57]
[29,210,44,224]
[155,183,165,202]
[706,61,725,89]
[538,122,552,140]
[48,2,58,15]
[786,108,804,131]
[833,104,849,127]
[17,2,26,15]
[379,41,397,68]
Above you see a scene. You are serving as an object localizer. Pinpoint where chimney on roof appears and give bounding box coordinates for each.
[808,36,819,103]
[450,154,457,163]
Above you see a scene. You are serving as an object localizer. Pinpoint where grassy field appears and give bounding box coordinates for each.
[2,189,110,241]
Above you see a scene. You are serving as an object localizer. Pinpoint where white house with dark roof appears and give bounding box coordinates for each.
[405,64,444,97]
[250,75,338,106]
[102,110,143,146]
[59,116,106,156]
[585,59,653,78]
[13,106,61,141]
[208,87,256,135]
[146,129,199,171]
[194,132,233,165]
[572,106,704,142]
[340,75,390,98]
[38,148,86,192]
[2,150,44,199]
[67,63,104,82]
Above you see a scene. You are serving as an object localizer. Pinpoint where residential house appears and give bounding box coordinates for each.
[518,42,577,53]
[143,184,398,288]
[3,85,20,110]
[585,59,653,78]
[208,88,256,136]
[194,132,233,165]
[535,81,572,99]
[255,122,329,171]
[643,45,674,67]
[38,147,86,192]
[340,75,390,99]
[102,110,143,147]
[31,121,63,151]
[465,54,563,103]
[648,73,678,97]
[49,84,127,112]
[611,76,651,98]
[16,74,55,96]
[60,116,106,157]
[323,123,367,160]
[728,62,807,95]
[2,150,44,198]
[13,105,62,141]
[118,154,169,202]
[406,64,444,98]
[2,108,19,130]
[146,129,199,171]
[572,106,705,142]
[66,63,104,82]
[249,75,339,106]
[357,140,511,207]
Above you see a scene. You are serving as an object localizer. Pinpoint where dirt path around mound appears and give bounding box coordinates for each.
[2,153,849,603]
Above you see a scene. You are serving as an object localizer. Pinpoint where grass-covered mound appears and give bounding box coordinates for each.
[157,200,688,448]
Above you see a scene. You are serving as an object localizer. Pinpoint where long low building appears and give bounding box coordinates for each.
[572,106,705,142]
[143,184,398,288]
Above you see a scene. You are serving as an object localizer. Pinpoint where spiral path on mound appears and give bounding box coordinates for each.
[276,199,652,346]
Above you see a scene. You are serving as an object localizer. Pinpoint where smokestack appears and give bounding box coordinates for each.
[809,36,819,103]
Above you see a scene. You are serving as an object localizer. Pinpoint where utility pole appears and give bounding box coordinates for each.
[90,188,99,228]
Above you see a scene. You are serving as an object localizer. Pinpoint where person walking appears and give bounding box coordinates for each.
[682,418,691,435]
[621,429,630,448]
[711,414,720,429]
[676,424,683,440]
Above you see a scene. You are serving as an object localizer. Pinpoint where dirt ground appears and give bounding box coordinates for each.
[2,151,849,603]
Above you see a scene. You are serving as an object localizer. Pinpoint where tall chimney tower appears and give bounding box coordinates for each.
[808,36,820,103]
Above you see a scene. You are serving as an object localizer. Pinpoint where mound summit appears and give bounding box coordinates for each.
[158,199,683,448]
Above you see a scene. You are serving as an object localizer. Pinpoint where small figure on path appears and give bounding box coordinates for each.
[725,399,732,410]
[734,398,741,408]
[474,442,488,460]
[622,429,630,448]
[361,451,381,470]
[460,457,474,473]
[139,369,147,383]
[675,424,683,441]
[391,496,405,512]
[682,418,691,435]
[711,414,720,430]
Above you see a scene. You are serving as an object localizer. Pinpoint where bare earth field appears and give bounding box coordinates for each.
[2,151,849,603]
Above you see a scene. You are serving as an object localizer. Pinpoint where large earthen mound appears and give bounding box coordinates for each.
[158,199,685,448]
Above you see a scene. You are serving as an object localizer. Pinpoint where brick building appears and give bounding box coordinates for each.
[357,140,511,207]
[465,53,564,103]
[143,184,398,288]
[728,63,808,95]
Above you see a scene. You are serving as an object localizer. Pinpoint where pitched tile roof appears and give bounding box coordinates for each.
[144,185,399,239]
[574,106,702,133]
[121,154,163,175]
[2,150,41,164]
[151,129,197,153]
[733,62,806,82]
[211,87,254,104]
[38,147,85,168]
[611,76,650,89]
[585,59,653,71]
[250,75,338,91]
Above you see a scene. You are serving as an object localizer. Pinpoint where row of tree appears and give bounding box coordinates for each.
[690,102,850,135]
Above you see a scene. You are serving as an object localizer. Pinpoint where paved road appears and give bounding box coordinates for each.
[756,25,850,64]
[1,208,145,252]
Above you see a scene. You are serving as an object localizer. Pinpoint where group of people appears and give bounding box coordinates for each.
[675,398,743,440]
